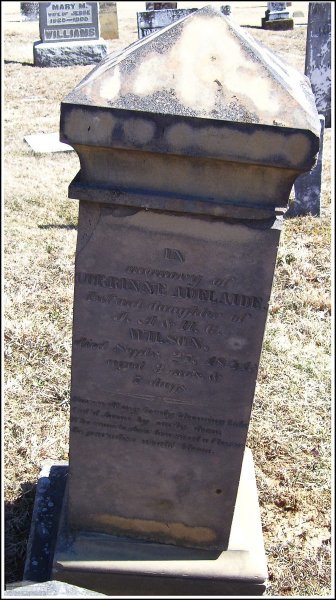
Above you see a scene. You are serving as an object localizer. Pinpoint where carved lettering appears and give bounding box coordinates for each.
[207,356,258,373]
[74,337,109,350]
[106,359,145,371]
[77,272,168,296]
[163,248,185,262]
[129,328,204,350]
[125,265,201,287]
[71,396,247,455]
[113,344,160,360]
[172,285,264,309]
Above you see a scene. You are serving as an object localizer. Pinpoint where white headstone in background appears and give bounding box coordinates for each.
[305,2,331,128]
[266,2,289,20]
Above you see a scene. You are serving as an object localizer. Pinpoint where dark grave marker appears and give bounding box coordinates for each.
[305,2,331,128]
[25,6,320,596]
[137,7,198,38]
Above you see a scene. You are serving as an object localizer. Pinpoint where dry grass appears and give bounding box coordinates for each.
[3,2,332,596]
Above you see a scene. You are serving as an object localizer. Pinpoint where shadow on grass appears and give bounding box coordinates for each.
[4,60,34,67]
[38,224,77,230]
[5,481,36,584]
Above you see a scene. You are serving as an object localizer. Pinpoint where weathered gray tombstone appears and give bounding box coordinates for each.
[33,2,107,67]
[20,2,39,21]
[262,1,294,29]
[25,6,319,596]
[146,2,178,9]
[287,114,325,217]
[305,2,331,128]
[137,7,197,38]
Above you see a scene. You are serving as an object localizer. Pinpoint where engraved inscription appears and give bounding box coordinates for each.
[75,337,109,350]
[129,328,206,350]
[76,272,168,296]
[71,396,247,455]
[164,248,185,262]
[75,261,267,404]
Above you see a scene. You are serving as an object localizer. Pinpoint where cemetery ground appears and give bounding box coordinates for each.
[3,2,332,597]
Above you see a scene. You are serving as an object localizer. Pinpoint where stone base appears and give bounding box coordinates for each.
[33,39,107,67]
[22,450,268,596]
[261,18,294,30]
[5,580,107,597]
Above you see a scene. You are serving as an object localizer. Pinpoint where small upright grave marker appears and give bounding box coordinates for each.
[262,2,294,29]
[20,2,39,21]
[98,2,119,40]
[34,2,107,67]
[137,7,198,38]
[146,2,178,9]
[221,5,232,17]
[305,2,331,128]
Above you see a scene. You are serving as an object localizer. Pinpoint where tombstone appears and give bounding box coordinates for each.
[262,1,294,29]
[33,2,108,67]
[25,5,319,596]
[304,2,331,128]
[146,2,178,9]
[287,115,325,217]
[98,2,119,40]
[20,2,39,21]
[137,7,198,38]
[221,5,232,17]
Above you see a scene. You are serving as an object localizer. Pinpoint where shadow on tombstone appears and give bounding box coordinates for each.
[5,482,37,585]
[23,5,320,597]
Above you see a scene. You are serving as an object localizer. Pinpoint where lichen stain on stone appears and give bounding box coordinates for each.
[64,111,117,145]
[91,513,216,544]
[97,15,278,117]
[99,65,121,101]
[123,118,156,145]
[164,123,311,165]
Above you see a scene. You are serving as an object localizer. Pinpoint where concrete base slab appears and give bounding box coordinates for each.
[23,449,267,596]
[24,133,74,154]
[33,39,107,67]
[261,18,294,30]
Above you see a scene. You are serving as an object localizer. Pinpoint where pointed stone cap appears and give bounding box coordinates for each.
[60,5,320,219]
[63,5,318,135]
